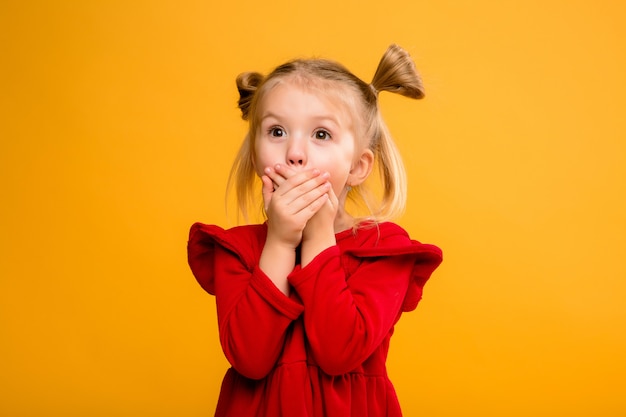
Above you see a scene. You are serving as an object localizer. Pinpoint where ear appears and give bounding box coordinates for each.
[348,148,374,187]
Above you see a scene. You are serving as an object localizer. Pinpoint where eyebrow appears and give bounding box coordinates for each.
[260,111,341,127]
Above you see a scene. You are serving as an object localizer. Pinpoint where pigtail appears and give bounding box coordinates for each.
[370,44,424,99]
[236,72,264,120]
[360,44,424,222]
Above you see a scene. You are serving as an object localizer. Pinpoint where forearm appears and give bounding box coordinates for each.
[259,235,297,295]
[301,204,337,267]
[301,230,336,267]
[219,293,293,379]
[216,261,304,379]
[289,252,411,374]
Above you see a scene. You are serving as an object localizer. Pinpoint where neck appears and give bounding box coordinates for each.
[333,207,355,234]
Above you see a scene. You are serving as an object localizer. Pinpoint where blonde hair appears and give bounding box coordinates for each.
[227,44,424,223]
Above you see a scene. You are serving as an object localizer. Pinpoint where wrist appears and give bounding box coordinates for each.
[265,232,301,252]
[259,237,296,296]
[301,231,336,267]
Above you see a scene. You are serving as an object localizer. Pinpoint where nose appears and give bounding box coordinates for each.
[286,138,306,167]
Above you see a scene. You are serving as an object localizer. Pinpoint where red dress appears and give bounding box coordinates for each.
[187,221,442,417]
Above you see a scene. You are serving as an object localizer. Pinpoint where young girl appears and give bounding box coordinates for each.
[188,44,443,417]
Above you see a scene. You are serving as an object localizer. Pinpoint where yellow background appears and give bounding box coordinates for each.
[1,1,625,416]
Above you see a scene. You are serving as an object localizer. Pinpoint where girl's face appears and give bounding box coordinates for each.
[254,80,364,197]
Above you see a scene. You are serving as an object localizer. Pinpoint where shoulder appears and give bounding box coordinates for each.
[187,222,267,294]
[338,221,442,259]
[189,222,266,253]
[339,222,443,312]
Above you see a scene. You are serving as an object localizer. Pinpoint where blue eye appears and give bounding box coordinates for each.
[269,127,285,137]
[314,129,331,140]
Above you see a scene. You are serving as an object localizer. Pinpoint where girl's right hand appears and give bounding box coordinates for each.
[261,165,331,249]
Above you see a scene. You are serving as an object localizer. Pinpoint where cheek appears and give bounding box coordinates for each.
[254,144,273,175]
[328,165,352,194]
[331,179,347,196]
[254,157,269,177]
[320,150,354,191]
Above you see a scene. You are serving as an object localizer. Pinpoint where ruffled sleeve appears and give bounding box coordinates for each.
[344,230,442,312]
[187,222,259,294]
[188,222,226,295]
[187,222,304,379]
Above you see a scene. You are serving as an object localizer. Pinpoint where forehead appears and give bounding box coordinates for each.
[261,75,361,116]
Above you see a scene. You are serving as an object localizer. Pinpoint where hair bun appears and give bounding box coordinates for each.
[236,72,264,120]
[371,44,424,99]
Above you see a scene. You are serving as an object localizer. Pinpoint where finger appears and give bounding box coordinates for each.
[285,171,328,200]
[273,169,324,199]
[274,165,323,189]
[296,191,329,216]
[273,164,298,181]
[285,181,331,213]
[260,175,274,210]
[264,166,288,188]
[261,175,274,193]
[324,182,339,209]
